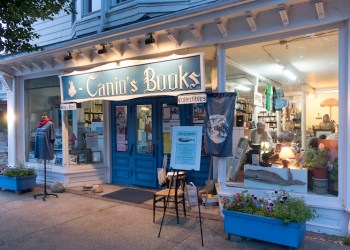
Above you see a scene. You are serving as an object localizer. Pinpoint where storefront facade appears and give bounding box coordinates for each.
[0,0,350,236]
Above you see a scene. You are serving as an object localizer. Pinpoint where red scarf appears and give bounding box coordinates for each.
[37,117,52,128]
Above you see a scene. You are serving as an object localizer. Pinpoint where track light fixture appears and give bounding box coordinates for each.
[145,34,155,44]
[64,52,72,61]
[97,45,107,54]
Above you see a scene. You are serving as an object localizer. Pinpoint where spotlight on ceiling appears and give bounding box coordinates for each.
[97,45,107,54]
[64,52,72,61]
[145,34,155,44]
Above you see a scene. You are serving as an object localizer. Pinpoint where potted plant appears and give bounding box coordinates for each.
[0,162,37,192]
[328,157,338,195]
[304,143,330,179]
[221,190,316,248]
[303,143,333,194]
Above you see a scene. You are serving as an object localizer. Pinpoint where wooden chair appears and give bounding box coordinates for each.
[153,171,187,224]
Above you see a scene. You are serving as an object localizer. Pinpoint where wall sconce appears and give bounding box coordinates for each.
[315,1,325,21]
[145,34,155,44]
[97,45,107,54]
[279,146,295,168]
[64,52,73,61]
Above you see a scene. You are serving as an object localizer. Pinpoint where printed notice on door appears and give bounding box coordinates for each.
[170,126,202,171]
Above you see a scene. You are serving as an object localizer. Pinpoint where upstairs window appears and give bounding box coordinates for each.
[81,0,101,15]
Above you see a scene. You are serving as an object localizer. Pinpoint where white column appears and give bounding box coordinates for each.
[339,20,350,234]
[215,44,227,187]
[301,83,307,149]
[0,74,16,167]
[61,110,69,170]
[252,77,259,124]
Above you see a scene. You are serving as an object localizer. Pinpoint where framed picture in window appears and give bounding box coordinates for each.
[79,153,87,164]
[92,151,101,163]
[69,154,78,165]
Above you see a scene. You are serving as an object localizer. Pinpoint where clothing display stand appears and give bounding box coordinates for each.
[33,114,58,201]
[34,159,58,201]
[158,168,204,246]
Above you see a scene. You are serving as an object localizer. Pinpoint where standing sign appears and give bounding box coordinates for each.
[170,126,202,171]
[204,93,236,157]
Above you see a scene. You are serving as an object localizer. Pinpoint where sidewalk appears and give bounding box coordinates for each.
[0,185,348,250]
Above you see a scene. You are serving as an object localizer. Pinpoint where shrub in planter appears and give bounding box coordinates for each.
[0,163,36,192]
[221,190,316,248]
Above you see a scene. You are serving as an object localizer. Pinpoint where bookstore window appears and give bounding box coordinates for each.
[24,76,62,165]
[68,100,104,165]
[225,29,339,196]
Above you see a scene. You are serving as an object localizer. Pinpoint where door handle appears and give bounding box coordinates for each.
[129,144,134,156]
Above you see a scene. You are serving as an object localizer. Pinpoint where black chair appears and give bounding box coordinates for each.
[153,171,186,224]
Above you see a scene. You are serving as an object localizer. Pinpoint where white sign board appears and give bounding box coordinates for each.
[170,126,202,171]
[178,93,207,104]
[60,103,77,110]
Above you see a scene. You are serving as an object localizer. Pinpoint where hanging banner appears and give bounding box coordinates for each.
[204,93,236,157]
[59,53,205,103]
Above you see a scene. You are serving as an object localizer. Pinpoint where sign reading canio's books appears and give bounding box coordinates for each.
[59,54,205,103]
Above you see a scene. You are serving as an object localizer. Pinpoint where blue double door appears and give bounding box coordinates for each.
[111,97,210,188]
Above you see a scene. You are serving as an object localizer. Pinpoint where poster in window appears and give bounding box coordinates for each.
[193,103,205,124]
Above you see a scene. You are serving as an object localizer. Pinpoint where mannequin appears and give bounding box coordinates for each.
[34,113,58,201]
[34,113,56,160]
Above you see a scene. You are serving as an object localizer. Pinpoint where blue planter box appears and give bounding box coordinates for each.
[223,210,306,248]
[0,175,37,191]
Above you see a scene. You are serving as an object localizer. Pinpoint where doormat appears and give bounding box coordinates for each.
[102,188,154,204]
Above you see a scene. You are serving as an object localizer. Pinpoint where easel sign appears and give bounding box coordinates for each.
[170,126,202,171]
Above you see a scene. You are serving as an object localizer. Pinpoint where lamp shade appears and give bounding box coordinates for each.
[279,146,295,159]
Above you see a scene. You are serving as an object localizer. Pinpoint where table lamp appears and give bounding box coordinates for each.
[279,146,295,168]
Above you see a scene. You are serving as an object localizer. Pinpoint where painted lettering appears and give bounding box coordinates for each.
[178,65,189,89]
[118,78,127,95]
[189,72,200,88]
[168,74,178,90]
[144,67,157,92]
[130,79,138,94]
[86,74,98,97]
[156,75,166,91]
[105,82,114,96]
[98,83,106,96]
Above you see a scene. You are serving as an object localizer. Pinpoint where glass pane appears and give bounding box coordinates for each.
[116,106,128,152]
[162,104,180,154]
[24,76,62,165]
[225,29,339,196]
[136,104,153,155]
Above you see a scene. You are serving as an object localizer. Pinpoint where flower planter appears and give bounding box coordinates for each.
[0,175,37,192]
[223,210,306,249]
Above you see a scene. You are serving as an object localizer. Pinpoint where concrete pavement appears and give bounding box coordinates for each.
[0,186,348,250]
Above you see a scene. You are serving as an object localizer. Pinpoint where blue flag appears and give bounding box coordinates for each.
[204,93,236,157]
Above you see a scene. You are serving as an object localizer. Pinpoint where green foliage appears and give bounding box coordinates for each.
[0,0,75,53]
[343,235,350,245]
[304,147,330,170]
[329,158,338,182]
[1,162,35,177]
[222,190,316,224]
